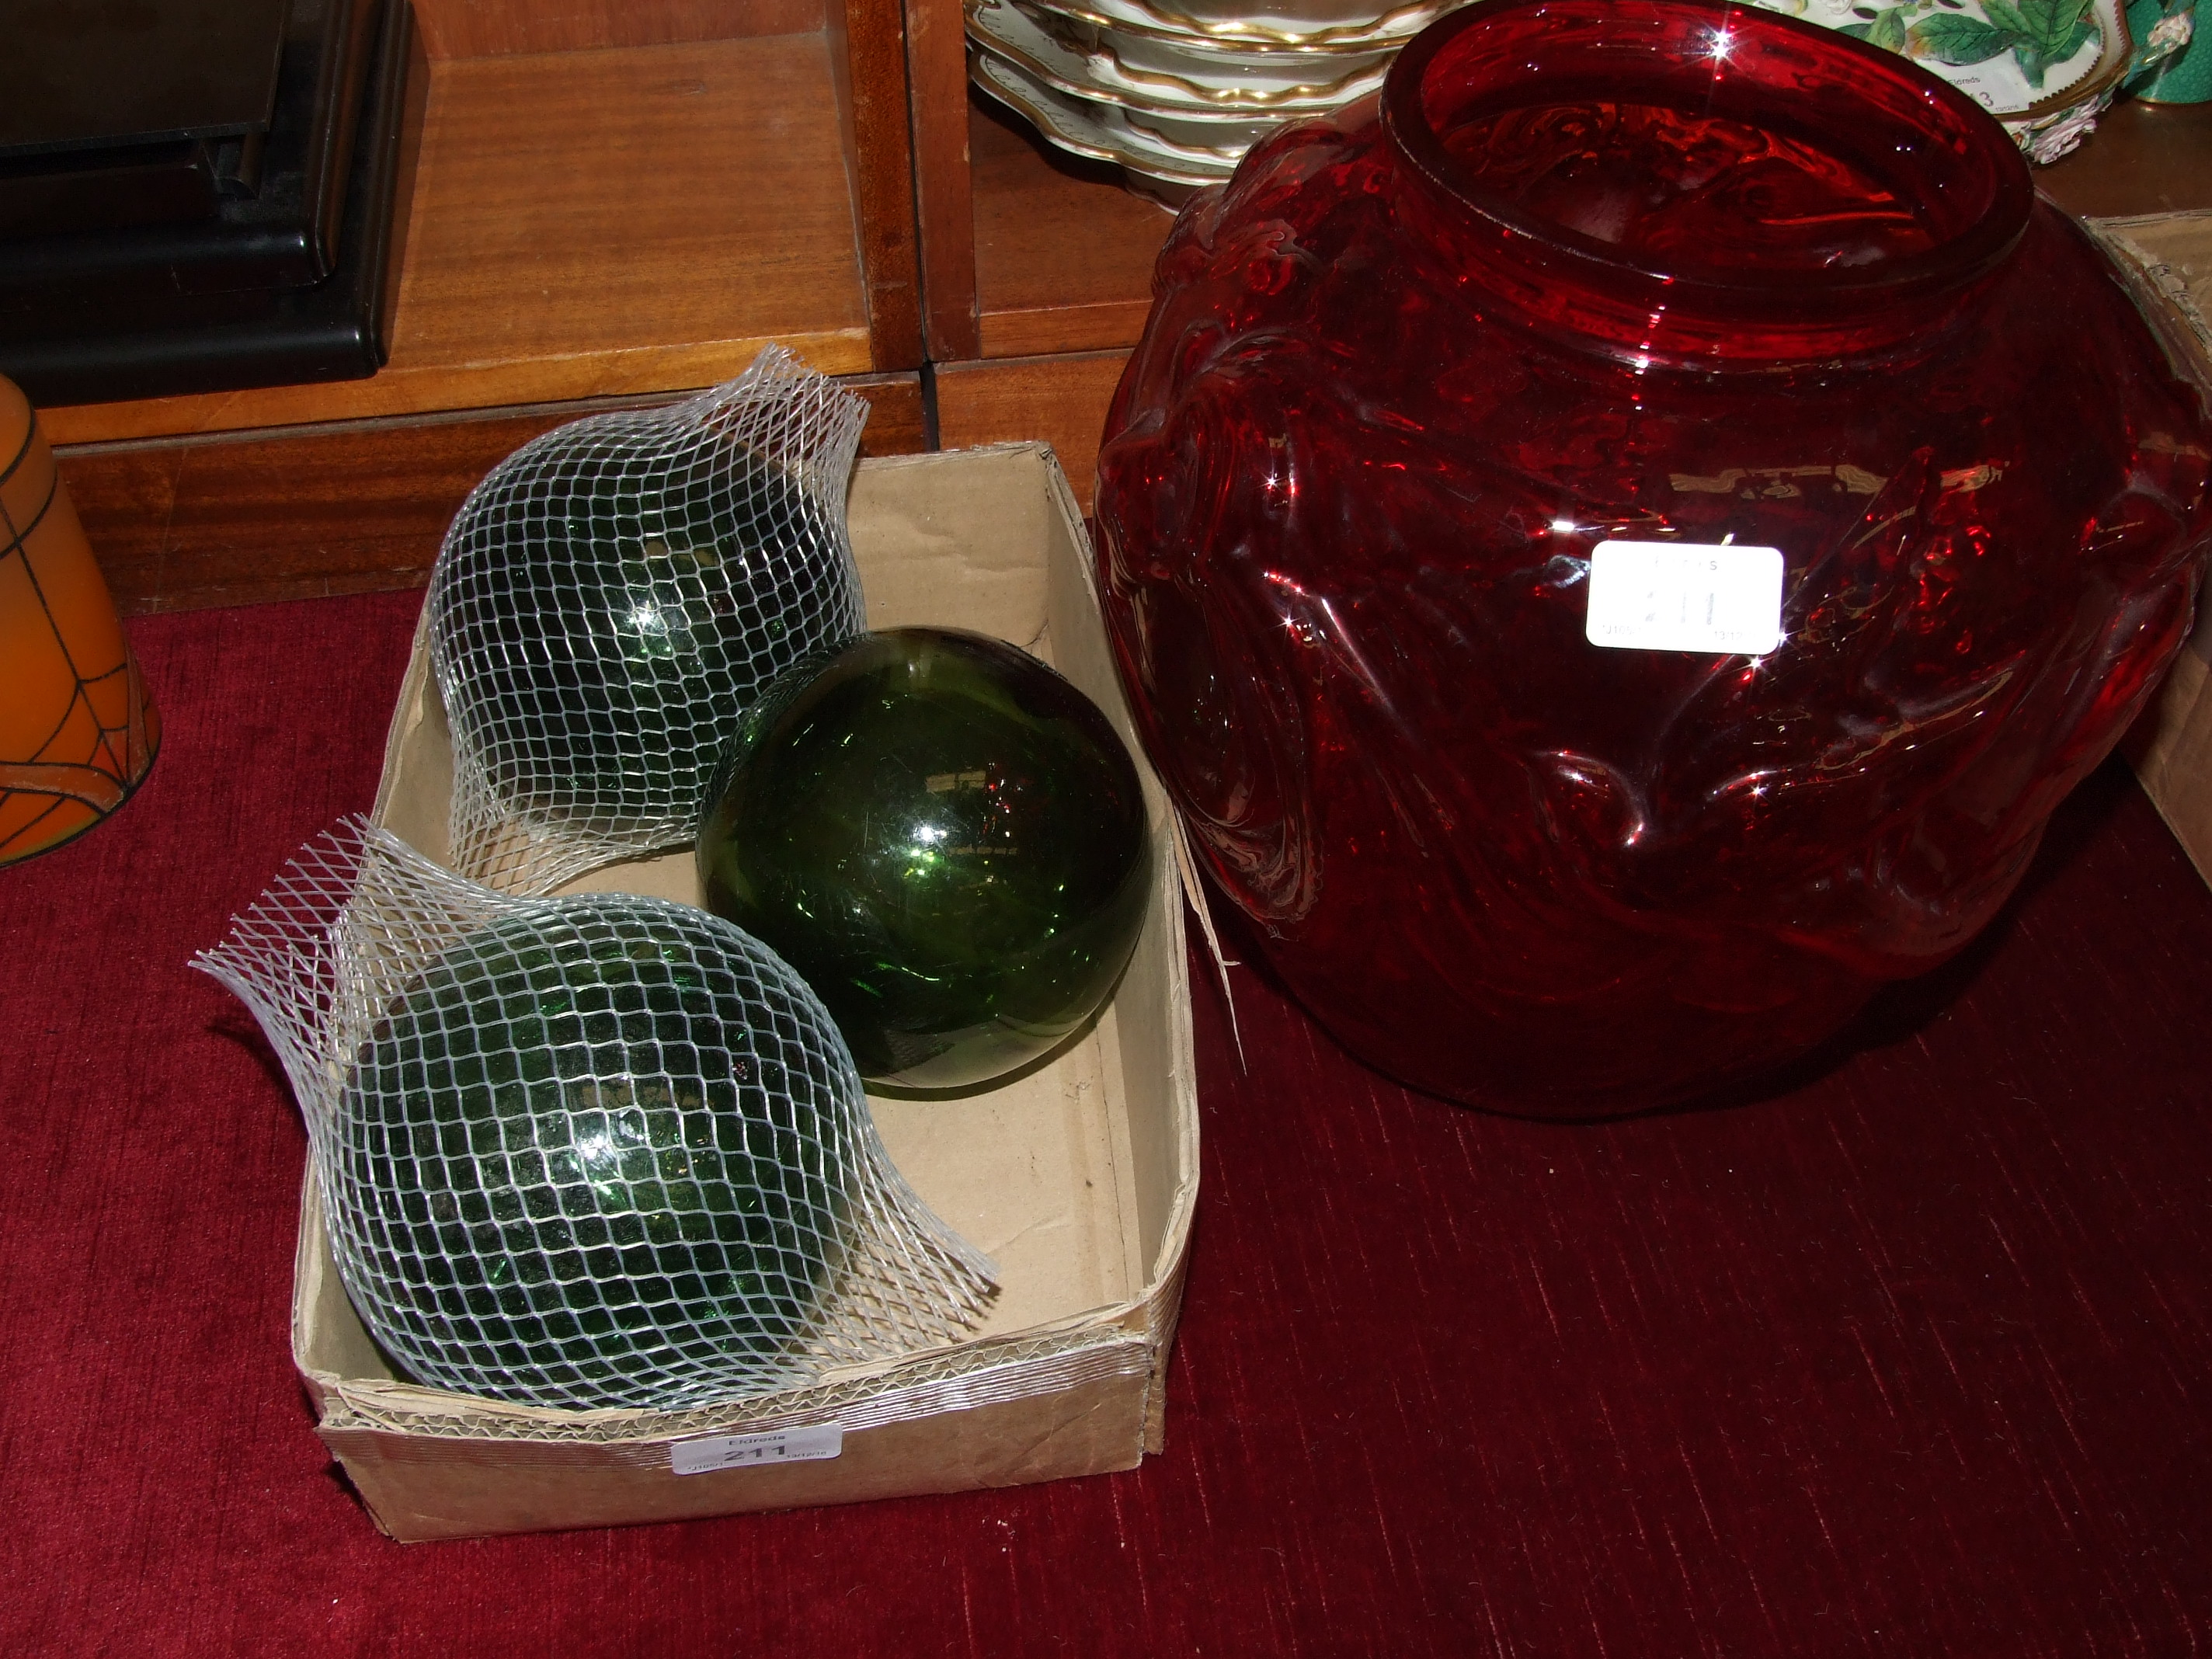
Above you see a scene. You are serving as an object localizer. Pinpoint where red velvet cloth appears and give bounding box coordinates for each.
[3,589,2209,1655]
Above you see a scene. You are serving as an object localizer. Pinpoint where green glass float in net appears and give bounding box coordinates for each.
[428,346,869,896]
[198,820,996,1414]
[336,905,850,1406]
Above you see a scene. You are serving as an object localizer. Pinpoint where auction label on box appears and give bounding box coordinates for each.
[1584,540,1785,656]
[670,1424,844,1476]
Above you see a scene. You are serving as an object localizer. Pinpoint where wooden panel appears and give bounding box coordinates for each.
[57,375,926,616]
[42,38,875,446]
[906,0,983,360]
[933,349,1131,510]
[350,40,868,392]
[411,0,826,59]
[830,0,927,370]
[2040,100,2212,219]
[971,97,1173,360]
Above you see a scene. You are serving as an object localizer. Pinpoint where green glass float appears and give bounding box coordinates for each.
[433,444,857,826]
[698,628,1155,1091]
[334,896,860,1410]
[427,356,868,855]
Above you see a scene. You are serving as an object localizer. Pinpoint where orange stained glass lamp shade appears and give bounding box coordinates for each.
[1,374,158,866]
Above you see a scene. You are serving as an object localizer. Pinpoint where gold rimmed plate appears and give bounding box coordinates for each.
[969,45,1244,201]
[1011,0,1446,53]
[976,0,1396,110]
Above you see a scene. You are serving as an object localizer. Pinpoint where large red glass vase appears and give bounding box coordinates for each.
[1093,0,2212,1117]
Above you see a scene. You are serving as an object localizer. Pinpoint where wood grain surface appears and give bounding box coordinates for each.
[57,375,926,616]
[829,0,927,371]
[906,0,983,360]
[970,96,1173,360]
[934,348,1133,509]
[409,0,827,59]
[41,38,877,445]
[2040,99,2212,218]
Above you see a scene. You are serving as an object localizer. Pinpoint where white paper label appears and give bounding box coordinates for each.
[669,1424,844,1476]
[1584,539,1785,656]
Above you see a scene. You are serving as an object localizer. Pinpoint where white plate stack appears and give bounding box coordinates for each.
[967,0,1452,205]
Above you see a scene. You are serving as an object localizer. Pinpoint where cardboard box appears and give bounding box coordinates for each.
[294,443,1198,1542]
[2095,210,2212,888]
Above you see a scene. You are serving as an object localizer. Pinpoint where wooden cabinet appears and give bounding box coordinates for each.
[41,5,2212,614]
[51,0,934,613]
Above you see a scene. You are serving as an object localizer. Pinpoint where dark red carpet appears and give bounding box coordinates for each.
[3,589,2209,1657]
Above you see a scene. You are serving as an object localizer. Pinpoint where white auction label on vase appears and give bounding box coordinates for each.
[1584,539,1786,656]
[670,1424,845,1476]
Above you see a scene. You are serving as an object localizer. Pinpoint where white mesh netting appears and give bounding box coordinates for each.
[429,346,869,896]
[197,819,997,1413]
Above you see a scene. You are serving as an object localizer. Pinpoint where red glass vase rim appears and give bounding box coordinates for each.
[1379,0,2036,323]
